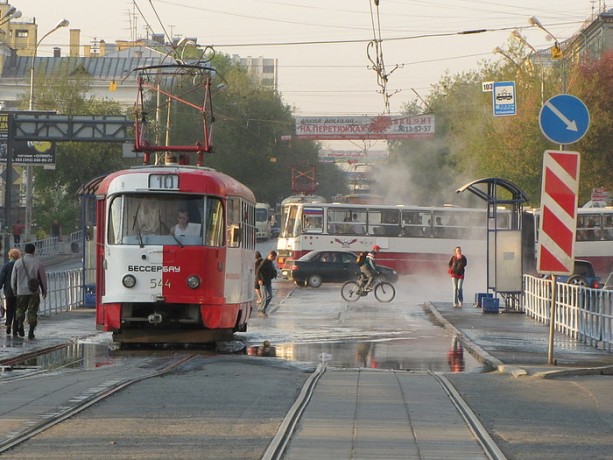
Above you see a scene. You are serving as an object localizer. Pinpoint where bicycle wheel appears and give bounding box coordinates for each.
[374,281,395,302]
[341,281,361,302]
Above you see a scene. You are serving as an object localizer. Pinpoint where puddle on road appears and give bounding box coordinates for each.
[2,341,115,374]
[249,338,485,373]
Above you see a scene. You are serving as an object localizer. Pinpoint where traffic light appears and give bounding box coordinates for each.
[551,43,562,59]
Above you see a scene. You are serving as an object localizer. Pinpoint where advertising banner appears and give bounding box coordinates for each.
[0,111,57,165]
[295,114,435,140]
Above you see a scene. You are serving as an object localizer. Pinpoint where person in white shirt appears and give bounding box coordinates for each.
[170,210,201,237]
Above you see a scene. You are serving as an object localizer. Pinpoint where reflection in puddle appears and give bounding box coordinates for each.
[6,341,115,372]
[267,338,483,373]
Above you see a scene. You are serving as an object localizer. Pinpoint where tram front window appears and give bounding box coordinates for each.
[108,195,211,246]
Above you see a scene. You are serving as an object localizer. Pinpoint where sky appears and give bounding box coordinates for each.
[13,0,600,117]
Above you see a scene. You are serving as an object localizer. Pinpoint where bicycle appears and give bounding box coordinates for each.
[341,273,396,303]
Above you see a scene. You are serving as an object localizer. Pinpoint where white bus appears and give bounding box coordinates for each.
[530,207,613,276]
[276,201,512,276]
[255,203,272,240]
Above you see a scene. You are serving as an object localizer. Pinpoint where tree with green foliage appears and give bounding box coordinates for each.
[17,64,138,235]
[389,40,612,207]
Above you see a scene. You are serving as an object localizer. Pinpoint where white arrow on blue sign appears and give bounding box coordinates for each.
[539,94,590,145]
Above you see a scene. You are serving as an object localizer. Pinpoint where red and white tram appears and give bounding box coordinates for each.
[94,164,256,344]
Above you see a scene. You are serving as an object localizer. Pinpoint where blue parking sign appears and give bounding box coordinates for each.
[493,81,516,117]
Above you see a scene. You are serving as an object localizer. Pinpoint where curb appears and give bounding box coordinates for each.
[424,302,529,378]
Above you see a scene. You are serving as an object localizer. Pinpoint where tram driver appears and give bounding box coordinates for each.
[171,209,201,237]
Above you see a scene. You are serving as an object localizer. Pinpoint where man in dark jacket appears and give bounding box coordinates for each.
[11,243,47,339]
[256,250,277,316]
[0,248,21,335]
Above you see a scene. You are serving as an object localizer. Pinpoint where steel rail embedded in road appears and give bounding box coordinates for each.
[0,354,198,455]
[433,372,507,460]
[262,361,328,460]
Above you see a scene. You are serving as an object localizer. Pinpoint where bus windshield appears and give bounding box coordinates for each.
[108,194,224,246]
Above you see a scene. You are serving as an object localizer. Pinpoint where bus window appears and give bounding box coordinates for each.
[604,216,613,241]
[400,210,430,237]
[303,207,324,233]
[347,210,367,235]
[368,209,399,236]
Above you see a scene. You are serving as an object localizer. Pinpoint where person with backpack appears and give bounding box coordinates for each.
[256,250,277,316]
[359,245,380,291]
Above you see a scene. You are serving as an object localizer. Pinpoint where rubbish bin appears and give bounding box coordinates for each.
[84,284,96,308]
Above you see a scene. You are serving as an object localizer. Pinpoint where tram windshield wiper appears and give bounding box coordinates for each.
[132,203,145,248]
[161,220,183,248]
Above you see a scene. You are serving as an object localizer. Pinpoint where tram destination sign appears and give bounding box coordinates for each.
[295,115,435,140]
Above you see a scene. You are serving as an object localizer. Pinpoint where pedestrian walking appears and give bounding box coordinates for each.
[12,220,24,244]
[254,251,264,305]
[0,248,20,335]
[256,250,277,316]
[448,246,467,308]
[11,243,47,339]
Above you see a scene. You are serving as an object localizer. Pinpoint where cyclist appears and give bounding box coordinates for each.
[360,245,380,291]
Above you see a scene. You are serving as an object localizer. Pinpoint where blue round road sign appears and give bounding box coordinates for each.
[539,94,590,145]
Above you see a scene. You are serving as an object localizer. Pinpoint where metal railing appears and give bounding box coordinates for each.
[9,230,83,261]
[2,230,88,317]
[523,275,613,352]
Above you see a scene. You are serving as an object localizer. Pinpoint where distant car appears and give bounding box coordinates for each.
[271,222,280,238]
[547,260,601,288]
[289,249,398,288]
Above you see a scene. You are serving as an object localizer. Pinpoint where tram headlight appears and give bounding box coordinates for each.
[187,275,201,289]
[122,274,137,288]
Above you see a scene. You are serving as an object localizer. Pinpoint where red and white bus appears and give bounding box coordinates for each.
[94,164,256,344]
[531,207,613,276]
[276,201,511,276]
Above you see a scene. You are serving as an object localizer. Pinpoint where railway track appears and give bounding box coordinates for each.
[0,351,198,454]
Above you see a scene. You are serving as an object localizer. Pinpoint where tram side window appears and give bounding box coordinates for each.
[205,197,224,247]
[227,198,241,247]
[242,200,256,249]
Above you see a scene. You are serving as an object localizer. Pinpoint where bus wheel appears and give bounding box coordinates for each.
[307,274,323,288]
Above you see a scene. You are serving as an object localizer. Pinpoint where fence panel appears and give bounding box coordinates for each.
[523,274,613,352]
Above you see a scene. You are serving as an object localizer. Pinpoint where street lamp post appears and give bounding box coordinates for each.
[0,7,22,27]
[511,30,545,108]
[25,19,69,240]
[529,16,566,94]
[528,16,568,366]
